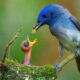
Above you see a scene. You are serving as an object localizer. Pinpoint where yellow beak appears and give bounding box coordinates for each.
[26,36,37,46]
[29,38,37,45]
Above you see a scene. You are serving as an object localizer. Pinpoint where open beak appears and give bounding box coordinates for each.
[31,23,43,34]
[29,38,37,46]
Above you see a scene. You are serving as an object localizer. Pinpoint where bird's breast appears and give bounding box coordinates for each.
[50,26,80,52]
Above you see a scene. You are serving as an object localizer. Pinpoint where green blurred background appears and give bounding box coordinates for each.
[0,0,80,80]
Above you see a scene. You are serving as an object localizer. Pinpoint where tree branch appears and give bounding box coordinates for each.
[59,54,75,71]
[2,27,23,63]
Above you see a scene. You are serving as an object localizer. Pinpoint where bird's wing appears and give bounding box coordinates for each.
[69,16,80,31]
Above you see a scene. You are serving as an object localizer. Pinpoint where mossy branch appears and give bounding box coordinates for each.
[0,54,76,80]
[2,27,23,63]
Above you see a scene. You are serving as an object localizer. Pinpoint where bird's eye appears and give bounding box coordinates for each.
[24,41,29,47]
[42,15,46,18]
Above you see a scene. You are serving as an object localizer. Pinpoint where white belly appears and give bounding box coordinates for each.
[51,27,80,52]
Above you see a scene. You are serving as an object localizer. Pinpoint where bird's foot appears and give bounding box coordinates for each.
[54,63,61,72]
[74,49,79,56]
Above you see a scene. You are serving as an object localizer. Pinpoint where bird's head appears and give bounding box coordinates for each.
[32,4,70,33]
[21,36,37,53]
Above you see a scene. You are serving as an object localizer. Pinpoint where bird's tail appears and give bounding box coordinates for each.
[75,55,80,72]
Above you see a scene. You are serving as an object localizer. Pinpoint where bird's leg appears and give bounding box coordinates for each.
[74,49,79,56]
[74,49,80,72]
[54,43,63,71]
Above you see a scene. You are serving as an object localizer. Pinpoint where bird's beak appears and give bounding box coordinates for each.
[31,23,43,34]
[29,38,37,46]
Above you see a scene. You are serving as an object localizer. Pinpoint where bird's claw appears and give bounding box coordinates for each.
[54,63,61,72]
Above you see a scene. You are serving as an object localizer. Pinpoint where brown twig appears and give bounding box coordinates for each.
[59,54,75,71]
[2,27,23,63]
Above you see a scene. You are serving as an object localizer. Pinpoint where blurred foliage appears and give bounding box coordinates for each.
[0,0,57,64]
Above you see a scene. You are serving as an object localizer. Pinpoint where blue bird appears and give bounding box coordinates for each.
[32,4,80,71]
